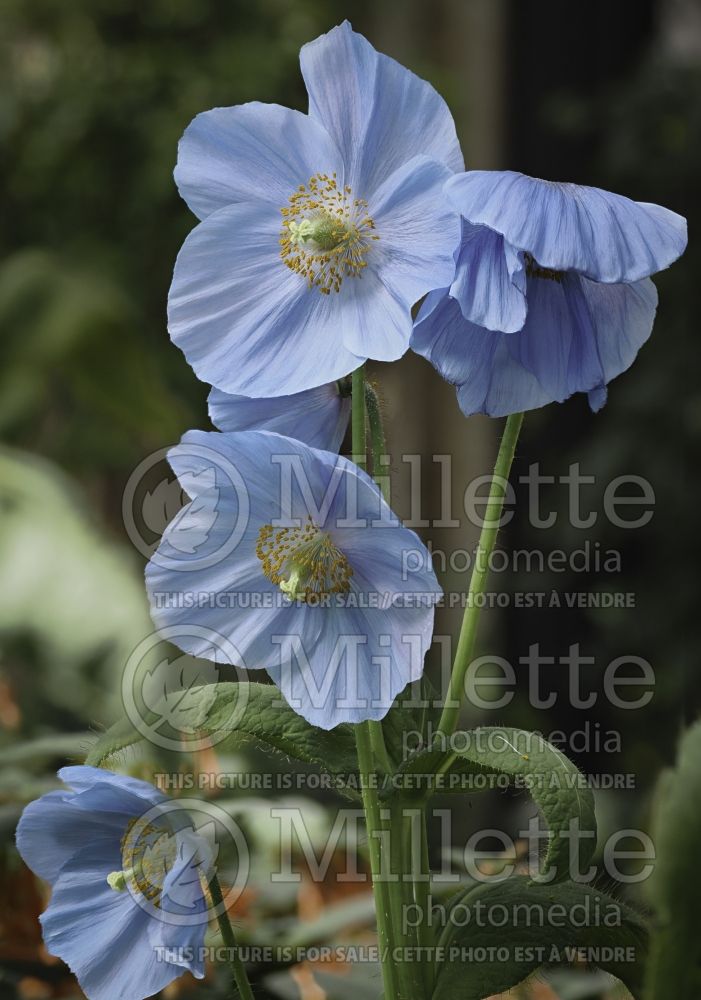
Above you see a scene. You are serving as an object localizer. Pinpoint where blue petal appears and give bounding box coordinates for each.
[147,831,210,980]
[16,790,125,885]
[41,854,186,1000]
[449,223,527,333]
[209,383,351,452]
[174,102,343,220]
[366,155,461,317]
[267,594,436,731]
[148,429,439,729]
[446,171,687,283]
[168,200,364,396]
[412,274,658,416]
[145,430,324,669]
[300,21,464,198]
[57,766,168,810]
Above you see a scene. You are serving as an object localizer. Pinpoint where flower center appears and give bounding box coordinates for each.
[256,516,353,601]
[524,252,564,283]
[279,173,379,294]
[107,818,178,906]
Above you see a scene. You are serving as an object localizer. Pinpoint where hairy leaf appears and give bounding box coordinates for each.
[434,876,647,1000]
[391,726,597,880]
[644,718,701,999]
[86,681,359,787]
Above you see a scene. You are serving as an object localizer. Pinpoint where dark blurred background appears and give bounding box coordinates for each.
[0,1,698,998]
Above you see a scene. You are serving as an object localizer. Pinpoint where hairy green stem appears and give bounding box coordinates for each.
[356,724,401,999]
[352,366,401,999]
[209,873,255,1000]
[437,413,525,737]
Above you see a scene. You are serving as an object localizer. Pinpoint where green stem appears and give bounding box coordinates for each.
[416,809,433,995]
[356,724,401,999]
[437,412,525,738]
[209,873,255,1000]
[352,365,401,999]
[351,366,367,470]
[364,380,389,502]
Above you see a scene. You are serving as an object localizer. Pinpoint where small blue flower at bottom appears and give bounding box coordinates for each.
[145,429,441,729]
[412,171,687,416]
[16,766,214,1000]
[208,381,351,452]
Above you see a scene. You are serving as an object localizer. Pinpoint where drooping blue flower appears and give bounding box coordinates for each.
[169,21,463,398]
[412,171,687,416]
[15,766,214,1000]
[209,381,350,452]
[145,429,441,729]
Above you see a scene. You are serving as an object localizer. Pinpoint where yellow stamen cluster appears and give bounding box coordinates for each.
[256,516,353,601]
[280,173,379,294]
[107,818,178,907]
[524,251,564,283]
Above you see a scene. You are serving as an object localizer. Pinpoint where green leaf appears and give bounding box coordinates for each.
[644,718,701,999]
[86,681,359,785]
[433,876,647,1000]
[391,726,597,880]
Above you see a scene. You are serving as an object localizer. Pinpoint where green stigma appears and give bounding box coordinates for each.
[288,213,350,253]
[106,869,132,892]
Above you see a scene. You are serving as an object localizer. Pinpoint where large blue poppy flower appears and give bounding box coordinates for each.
[209,381,350,452]
[412,171,687,416]
[169,21,463,397]
[145,430,441,729]
[15,767,213,1000]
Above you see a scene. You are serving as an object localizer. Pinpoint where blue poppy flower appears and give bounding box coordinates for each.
[209,381,350,452]
[412,171,687,416]
[16,766,213,1000]
[169,21,463,397]
[145,429,441,729]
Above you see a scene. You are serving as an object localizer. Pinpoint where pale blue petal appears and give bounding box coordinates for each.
[148,429,438,728]
[412,290,552,417]
[42,856,184,1000]
[57,766,168,810]
[208,384,351,453]
[446,171,687,283]
[449,223,527,333]
[367,155,461,311]
[267,600,434,730]
[412,275,657,416]
[168,200,364,396]
[174,102,343,220]
[146,430,329,669]
[300,21,463,198]
[16,791,125,885]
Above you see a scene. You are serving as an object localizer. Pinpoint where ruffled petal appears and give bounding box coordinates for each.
[367,155,461,311]
[449,223,527,333]
[266,595,436,730]
[16,790,125,885]
[146,430,335,669]
[57,766,168,810]
[209,383,351,452]
[168,200,364,396]
[148,429,438,729]
[412,274,657,416]
[174,102,343,220]
[41,855,184,1000]
[446,171,687,283]
[300,21,463,197]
